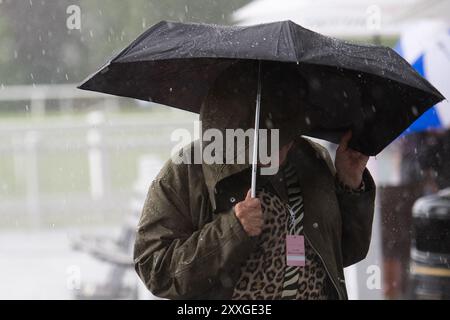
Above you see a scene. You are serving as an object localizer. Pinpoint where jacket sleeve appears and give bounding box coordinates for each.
[335,168,376,267]
[133,163,256,299]
[307,139,376,267]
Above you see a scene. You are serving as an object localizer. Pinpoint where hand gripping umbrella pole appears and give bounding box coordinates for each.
[251,61,262,198]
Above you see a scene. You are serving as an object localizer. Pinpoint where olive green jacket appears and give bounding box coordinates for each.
[134,136,376,299]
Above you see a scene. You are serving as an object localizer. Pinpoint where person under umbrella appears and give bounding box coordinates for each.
[79,21,444,299]
[134,63,374,300]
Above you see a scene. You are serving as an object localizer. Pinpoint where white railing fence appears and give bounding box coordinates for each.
[0,84,195,228]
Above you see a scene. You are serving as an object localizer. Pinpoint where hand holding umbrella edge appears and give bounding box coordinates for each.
[335,131,370,190]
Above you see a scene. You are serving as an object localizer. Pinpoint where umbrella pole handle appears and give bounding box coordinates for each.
[251,61,262,198]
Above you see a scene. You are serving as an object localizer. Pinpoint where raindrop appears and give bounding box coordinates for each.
[305,117,311,125]
[371,105,377,113]
[65,74,69,81]
[169,87,173,92]
[411,106,419,116]
[343,91,348,98]
[265,118,274,129]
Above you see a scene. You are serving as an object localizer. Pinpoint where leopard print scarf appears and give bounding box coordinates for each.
[232,163,329,300]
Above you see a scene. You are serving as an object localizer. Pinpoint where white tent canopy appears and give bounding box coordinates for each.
[233,0,450,37]
[397,20,450,129]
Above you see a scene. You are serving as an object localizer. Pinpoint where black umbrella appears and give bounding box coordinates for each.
[79,20,445,193]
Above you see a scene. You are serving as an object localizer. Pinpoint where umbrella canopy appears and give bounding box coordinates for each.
[79,20,445,156]
[395,21,450,134]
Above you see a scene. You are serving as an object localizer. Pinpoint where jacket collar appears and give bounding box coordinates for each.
[201,135,316,210]
[201,154,251,211]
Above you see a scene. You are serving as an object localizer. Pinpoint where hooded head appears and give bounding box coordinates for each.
[200,60,309,166]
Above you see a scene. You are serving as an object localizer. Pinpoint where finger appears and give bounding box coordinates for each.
[234,202,243,213]
[243,212,263,222]
[248,226,262,236]
[248,229,261,237]
[248,216,264,225]
[360,153,370,161]
[254,219,264,229]
[252,229,262,236]
[338,130,352,152]
[348,149,361,159]
[245,189,252,200]
[349,149,369,162]
[246,197,261,208]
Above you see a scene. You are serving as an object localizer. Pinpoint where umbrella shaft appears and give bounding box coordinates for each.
[251,61,262,198]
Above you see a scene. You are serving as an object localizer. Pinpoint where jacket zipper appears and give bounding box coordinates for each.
[304,233,344,300]
[286,204,343,300]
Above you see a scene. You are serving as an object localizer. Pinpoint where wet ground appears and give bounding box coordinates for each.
[0,228,152,299]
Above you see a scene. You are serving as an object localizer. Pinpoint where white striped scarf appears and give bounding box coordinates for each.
[280,162,305,299]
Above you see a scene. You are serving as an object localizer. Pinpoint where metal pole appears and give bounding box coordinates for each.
[251,61,262,198]
[86,111,107,200]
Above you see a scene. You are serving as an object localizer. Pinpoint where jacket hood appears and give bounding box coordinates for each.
[197,60,312,208]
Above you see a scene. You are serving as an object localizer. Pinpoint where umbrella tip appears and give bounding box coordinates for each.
[77,81,89,90]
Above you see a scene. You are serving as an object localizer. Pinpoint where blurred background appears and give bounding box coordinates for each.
[0,0,449,300]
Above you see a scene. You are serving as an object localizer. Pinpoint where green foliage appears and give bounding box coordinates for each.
[0,0,251,86]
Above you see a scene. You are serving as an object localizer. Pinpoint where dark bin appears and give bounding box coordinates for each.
[410,188,450,299]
